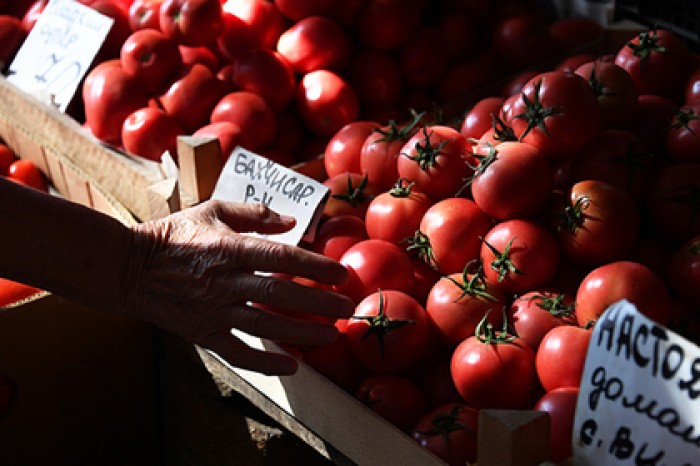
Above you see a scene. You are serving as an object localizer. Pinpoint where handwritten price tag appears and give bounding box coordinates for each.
[7,0,113,112]
[211,146,329,245]
[573,300,700,465]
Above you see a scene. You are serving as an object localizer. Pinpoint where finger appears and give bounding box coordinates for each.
[209,201,297,235]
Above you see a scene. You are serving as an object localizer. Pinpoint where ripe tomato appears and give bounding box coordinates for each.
[451,321,539,409]
[0,277,42,307]
[296,70,359,138]
[210,91,277,151]
[222,0,285,50]
[364,179,433,245]
[535,324,592,391]
[301,326,367,394]
[646,163,700,244]
[510,70,602,161]
[306,214,368,261]
[322,172,381,220]
[346,289,431,373]
[548,17,602,53]
[347,49,403,108]
[425,269,506,349]
[159,0,223,47]
[534,386,580,463]
[355,0,423,50]
[509,289,577,350]
[355,374,427,432]
[398,26,449,90]
[631,94,677,154]
[481,219,560,296]
[120,29,182,93]
[412,197,493,275]
[6,159,48,192]
[575,260,671,326]
[276,15,352,74]
[231,47,296,113]
[396,125,472,201]
[665,101,700,164]
[324,120,380,179]
[492,13,558,72]
[128,0,163,31]
[0,143,16,175]
[273,0,332,21]
[418,360,462,409]
[469,140,552,220]
[336,239,414,304]
[122,106,184,162]
[192,121,243,163]
[667,234,700,308]
[412,403,479,466]
[459,96,505,142]
[552,179,640,266]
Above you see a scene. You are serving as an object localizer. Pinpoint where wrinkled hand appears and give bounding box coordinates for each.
[121,200,355,375]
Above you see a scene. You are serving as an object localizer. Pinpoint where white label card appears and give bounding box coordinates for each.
[7,0,113,112]
[573,300,700,465]
[211,147,329,245]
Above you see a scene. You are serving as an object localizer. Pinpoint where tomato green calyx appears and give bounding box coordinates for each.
[332,173,374,206]
[475,311,515,344]
[514,79,562,141]
[690,240,700,256]
[670,107,700,134]
[374,109,425,143]
[627,29,667,75]
[466,143,498,182]
[490,112,517,143]
[586,67,616,99]
[406,230,437,268]
[354,289,416,357]
[403,126,454,171]
[482,237,524,283]
[388,178,416,198]
[530,293,575,318]
[556,195,590,234]
[416,405,469,445]
[444,262,497,303]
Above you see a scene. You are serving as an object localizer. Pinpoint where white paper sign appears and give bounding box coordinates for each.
[573,300,700,465]
[7,0,113,112]
[211,146,329,245]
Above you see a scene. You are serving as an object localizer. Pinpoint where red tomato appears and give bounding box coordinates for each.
[685,66,700,103]
[667,234,700,308]
[273,0,332,21]
[6,159,48,192]
[0,277,42,307]
[192,121,243,163]
[481,219,560,296]
[346,289,431,373]
[210,91,277,151]
[459,96,505,142]
[631,94,677,153]
[159,0,223,47]
[276,15,352,74]
[451,321,539,409]
[555,53,597,73]
[347,49,403,108]
[128,0,163,31]
[548,17,603,52]
[322,172,381,220]
[426,269,506,349]
[436,12,480,64]
[614,29,691,102]
[231,47,296,113]
[665,101,700,164]
[179,45,221,71]
[436,60,495,106]
[296,70,359,138]
[306,214,368,261]
[412,403,479,466]
[0,15,26,71]
[509,289,577,350]
[0,143,17,176]
[413,197,493,275]
[396,125,472,201]
[324,120,381,178]
[120,29,183,93]
[409,256,442,306]
[534,387,580,463]
[398,26,449,90]
[355,0,423,50]
[535,324,592,391]
[121,106,184,162]
[336,239,415,304]
[355,374,427,432]
[469,140,553,220]
[418,361,463,409]
[82,0,132,60]
[552,179,640,266]
[492,13,558,72]
[221,0,285,50]
[646,163,700,244]
[364,179,433,245]
[20,0,46,33]
[575,260,671,326]
[510,70,602,161]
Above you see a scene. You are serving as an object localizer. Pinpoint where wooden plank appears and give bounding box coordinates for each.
[177,136,224,206]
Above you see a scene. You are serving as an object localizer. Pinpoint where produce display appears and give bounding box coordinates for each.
[2,0,700,464]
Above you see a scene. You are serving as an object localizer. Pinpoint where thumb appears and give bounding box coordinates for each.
[212,201,297,235]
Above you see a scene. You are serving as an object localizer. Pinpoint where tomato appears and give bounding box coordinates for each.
[469,140,552,220]
[276,15,352,74]
[398,26,449,90]
[436,12,479,64]
[179,44,221,72]
[418,360,462,409]
[492,13,558,72]
[0,277,42,307]
[273,0,332,21]
[346,289,431,373]
[6,159,48,192]
[347,49,403,108]
[336,239,415,304]
[552,179,640,266]
[122,106,184,162]
[426,268,506,349]
[481,219,560,296]
[296,70,360,138]
[646,163,700,244]
[364,179,433,245]
[230,47,296,113]
[412,403,479,466]
[685,66,700,103]
[409,256,442,306]
[192,121,243,163]
[665,101,700,164]
[324,120,381,179]
[412,197,493,275]
[436,60,495,105]
[510,70,602,161]
[210,91,277,151]
[396,125,472,201]
[355,0,423,50]
[575,260,671,326]
[221,0,286,50]
[82,0,132,60]
[159,0,223,47]
[128,0,163,31]
[19,0,46,33]
[120,29,183,93]
[554,53,597,73]
[509,289,576,350]
[575,59,639,130]
[306,214,368,261]
[355,374,427,432]
[459,96,505,142]
[667,234,700,308]
[548,17,603,53]
[614,29,691,102]
[535,324,592,391]
[359,112,423,192]
[322,172,381,220]
[451,320,540,409]
[500,70,540,98]
[534,386,580,463]
[0,143,16,176]
[0,15,26,72]
[631,94,677,154]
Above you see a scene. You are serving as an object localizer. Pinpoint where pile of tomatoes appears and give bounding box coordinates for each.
[289,27,700,465]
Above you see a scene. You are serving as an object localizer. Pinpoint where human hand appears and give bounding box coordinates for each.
[120,200,355,375]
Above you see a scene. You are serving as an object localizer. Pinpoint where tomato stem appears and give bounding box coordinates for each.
[353,289,416,357]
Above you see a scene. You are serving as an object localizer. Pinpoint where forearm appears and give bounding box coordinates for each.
[0,177,134,311]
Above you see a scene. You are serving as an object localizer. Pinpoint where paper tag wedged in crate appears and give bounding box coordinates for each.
[7,0,113,112]
[573,300,700,465]
[211,146,329,246]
